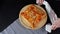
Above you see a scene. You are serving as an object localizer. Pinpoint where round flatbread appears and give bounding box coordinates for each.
[19,4,47,30]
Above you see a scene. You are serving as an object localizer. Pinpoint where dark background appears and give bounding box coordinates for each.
[0,0,17,32]
[0,0,60,34]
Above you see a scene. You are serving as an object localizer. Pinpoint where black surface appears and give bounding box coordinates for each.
[0,0,60,34]
[0,0,17,32]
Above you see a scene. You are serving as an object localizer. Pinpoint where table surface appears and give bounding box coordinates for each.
[0,19,47,34]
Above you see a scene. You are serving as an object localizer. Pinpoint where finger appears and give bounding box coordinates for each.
[41,0,44,4]
[53,26,57,30]
[51,25,55,30]
[39,0,42,3]
[51,25,57,30]
[36,0,40,4]
[40,0,44,5]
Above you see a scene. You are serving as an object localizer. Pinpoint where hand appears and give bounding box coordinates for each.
[36,0,44,5]
[51,18,60,30]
